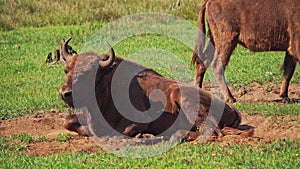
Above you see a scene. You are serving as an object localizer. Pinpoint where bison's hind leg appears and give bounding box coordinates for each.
[210,32,239,102]
[279,52,297,99]
[64,114,91,136]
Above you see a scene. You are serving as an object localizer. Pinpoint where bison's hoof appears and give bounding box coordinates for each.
[281,97,298,104]
[282,97,290,103]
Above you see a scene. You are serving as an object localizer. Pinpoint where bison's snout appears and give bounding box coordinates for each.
[61,90,72,100]
[59,88,73,107]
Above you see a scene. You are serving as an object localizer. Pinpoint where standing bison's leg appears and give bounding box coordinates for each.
[210,34,238,102]
[195,61,206,88]
[279,52,297,98]
[193,37,216,88]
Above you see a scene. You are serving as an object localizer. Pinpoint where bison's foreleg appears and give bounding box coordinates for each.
[115,119,149,137]
[211,50,236,102]
[193,44,214,89]
[169,130,201,143]
[64,114,91,136]
[210,31,239,102]
[280,52,296,99]
[195,61,207,88]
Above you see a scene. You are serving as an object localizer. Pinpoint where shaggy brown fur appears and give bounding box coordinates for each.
[192,0,300,102]
[59,38,244,142]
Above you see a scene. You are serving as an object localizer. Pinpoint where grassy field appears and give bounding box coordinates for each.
[0,0,299,168]
[0,136,299,168]
[0,0,200,31]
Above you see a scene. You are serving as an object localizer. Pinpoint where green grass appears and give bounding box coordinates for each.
[227,45,300,85]
[1,24,299,119]
[0,136,299,168]
[0,22,299,169]
[0,23,110,119]
[234,103,300,116]
[9,133,34,144]
[55,133,71,142]
[36,135,46,142]
[0,0,200,31]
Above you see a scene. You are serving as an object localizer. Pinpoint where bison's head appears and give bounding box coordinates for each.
[59,37,115,108]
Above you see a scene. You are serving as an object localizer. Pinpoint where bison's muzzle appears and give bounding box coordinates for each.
[59,88,73,107]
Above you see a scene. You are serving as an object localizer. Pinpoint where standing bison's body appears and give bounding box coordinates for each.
[192,0,300,102]
[59,38,242,141]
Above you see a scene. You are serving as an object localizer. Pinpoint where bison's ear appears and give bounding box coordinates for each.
[99,42,115,68]
[60,37,73,63]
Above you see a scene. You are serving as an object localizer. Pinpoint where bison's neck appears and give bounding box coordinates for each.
[95,69,114,110]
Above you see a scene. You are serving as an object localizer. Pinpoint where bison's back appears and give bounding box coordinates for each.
[206,0,293,52]
[286,0,300,57]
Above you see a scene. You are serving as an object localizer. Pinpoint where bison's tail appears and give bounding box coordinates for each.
[191,0,208,66]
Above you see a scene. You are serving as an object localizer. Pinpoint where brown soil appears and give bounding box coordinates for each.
[0,82,299,156]
[230,81,300,103]
[203,81,300,103]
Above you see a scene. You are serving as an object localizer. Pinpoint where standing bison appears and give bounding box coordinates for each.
[59,37,243,141]
[192,0,300,102]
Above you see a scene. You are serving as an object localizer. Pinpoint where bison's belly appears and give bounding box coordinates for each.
[237,14,289,52]
[238,32,289,52]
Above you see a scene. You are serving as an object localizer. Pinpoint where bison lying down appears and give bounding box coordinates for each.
[59,38,248,142]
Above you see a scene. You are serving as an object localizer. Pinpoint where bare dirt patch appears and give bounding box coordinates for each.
[0,82,299,156]
[202,81,300,104]
[231,82,300,103]
[0,111,101,156]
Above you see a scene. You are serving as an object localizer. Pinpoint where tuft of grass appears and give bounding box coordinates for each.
[36,135,46,142]
[9,133,33,144]
[55,133,71,142]
[0,137,10,150]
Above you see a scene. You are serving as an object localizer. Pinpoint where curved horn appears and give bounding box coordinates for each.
[61,37,73,62]
[99,42,115,68]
